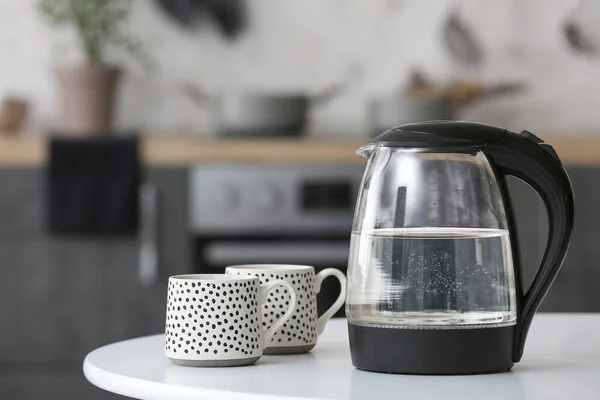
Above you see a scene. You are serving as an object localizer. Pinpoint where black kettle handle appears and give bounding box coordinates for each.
[483,130,574,362]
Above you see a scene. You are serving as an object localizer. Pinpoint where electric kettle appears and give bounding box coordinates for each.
[346,121,574,374]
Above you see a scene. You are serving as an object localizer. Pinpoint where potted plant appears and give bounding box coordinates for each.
[38,0,149,134]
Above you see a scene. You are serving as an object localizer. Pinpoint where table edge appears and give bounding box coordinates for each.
[82,315,599,399]
[82,336,325,400]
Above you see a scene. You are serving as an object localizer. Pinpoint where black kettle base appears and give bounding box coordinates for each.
[348,322,515,375]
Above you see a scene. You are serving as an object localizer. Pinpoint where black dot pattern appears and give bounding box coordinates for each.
[229,269,318,347]
[165,277,262,360]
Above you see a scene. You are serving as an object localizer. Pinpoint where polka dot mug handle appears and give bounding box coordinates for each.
[258,279,298,349]
[315,268,347,335]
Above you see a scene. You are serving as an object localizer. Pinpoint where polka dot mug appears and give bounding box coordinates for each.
[165,274,297,367]
[226,265,347,354]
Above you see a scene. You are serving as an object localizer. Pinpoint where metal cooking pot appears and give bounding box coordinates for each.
[182,84,345,138]
[369,95,454,137]
[369,81,524,136]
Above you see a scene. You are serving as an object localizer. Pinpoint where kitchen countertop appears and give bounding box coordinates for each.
[0,136,365,166]
[83,314,600,400]
[2,136,600,166]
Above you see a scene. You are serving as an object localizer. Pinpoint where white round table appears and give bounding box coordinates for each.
[84,314,600,400]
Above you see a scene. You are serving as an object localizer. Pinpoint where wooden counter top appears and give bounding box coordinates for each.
[0,137,366,166]
[1,136,600,167]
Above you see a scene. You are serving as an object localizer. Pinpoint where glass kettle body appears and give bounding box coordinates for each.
[347,121,574,375]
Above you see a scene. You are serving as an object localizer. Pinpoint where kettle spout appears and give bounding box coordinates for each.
[356,143,375,158]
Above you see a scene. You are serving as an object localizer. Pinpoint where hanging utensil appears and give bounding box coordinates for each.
[311,64,363,106]
[443,0,484,65]
[156,0,196,27]
[202,0,246,39]
[564,0,598,55]
[564,22,596,54]
[155,0,246,39]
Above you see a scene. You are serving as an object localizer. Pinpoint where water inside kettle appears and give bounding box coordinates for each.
[346,227,517,328]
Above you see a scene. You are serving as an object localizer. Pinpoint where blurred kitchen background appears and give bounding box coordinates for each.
[1,0,600,399]
[5,0,600,135]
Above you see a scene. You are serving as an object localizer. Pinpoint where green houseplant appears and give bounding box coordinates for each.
[38,0,148,134]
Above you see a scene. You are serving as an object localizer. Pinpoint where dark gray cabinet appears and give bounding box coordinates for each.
[146,169,191,279]
[543,168,600,311]
[103,168,191,342]
[0,371,124,400]
[102,238,168,343]
[0,238,104,363]
[508,167,600,312]
[0,167,189,400]
[0,169,44,236]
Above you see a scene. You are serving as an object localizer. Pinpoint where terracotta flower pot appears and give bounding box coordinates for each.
[55,65,122,135]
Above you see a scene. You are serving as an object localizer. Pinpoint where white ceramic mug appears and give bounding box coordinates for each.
[165,274,297,367]
[226,265,347,354]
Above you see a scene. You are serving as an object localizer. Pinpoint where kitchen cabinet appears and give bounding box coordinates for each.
[101,238,167,343]
[0,169,43,236]
[509,168,600,312]
[0,371,122,400]
[145,168,191,280]
[0,167,189,400]
[0,238,104,363]
[103,168,191,342]
[543,168,600,312]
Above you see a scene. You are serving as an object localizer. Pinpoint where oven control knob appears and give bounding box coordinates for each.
[255,183,282,211]
[214,184,239,211]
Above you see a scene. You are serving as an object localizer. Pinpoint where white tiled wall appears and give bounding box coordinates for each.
[1,0,599,137]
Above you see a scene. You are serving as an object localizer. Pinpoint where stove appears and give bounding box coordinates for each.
[188,163,365,316]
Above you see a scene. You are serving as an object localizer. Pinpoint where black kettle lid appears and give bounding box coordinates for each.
[372,120,507,148]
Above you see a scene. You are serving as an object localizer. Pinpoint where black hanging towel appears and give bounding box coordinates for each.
[47,136,140,235]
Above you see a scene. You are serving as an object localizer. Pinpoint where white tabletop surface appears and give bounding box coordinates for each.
[84,314,600,400]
